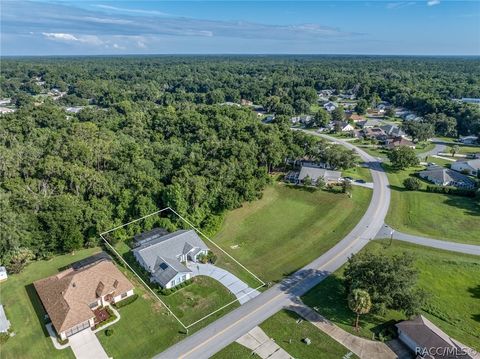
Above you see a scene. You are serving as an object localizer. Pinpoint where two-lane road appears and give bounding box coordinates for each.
[157,132,391,359]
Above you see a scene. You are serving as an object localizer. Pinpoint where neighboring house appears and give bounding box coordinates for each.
[252,105,266,116]
[34,254,134,340]
[418,166,475,189]
[385,137,416,149]
[380,124,406,138]
[286,164,341,185]
[290,115,312,125]
[461,98,480,105]
[334,121,354,132]
[263,115,275,123]
[323,101,338,112]
[240,99,253,106]
[396,315,477,359]
[359,119,382,128]
[347,113,365,122]
[451,159,480,176]
[363,127,388,142]
[459,135,479,145]
[0,99,11,106]
[65,106,85,114]
[0,305,10,333]
[133,229,209,289]
[0,107,15,115]
[0,266,7,282]
[403,113,417,121]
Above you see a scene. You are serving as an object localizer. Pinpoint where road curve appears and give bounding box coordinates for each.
[376,224,480,256]
[156,132,391,359]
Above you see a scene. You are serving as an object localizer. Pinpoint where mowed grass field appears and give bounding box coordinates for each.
[213,310,358,359]
[213,183,372,282]
[302,240,480,351]
[384,164,480,243]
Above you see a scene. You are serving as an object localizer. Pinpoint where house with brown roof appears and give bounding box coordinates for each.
[34,254,134,340]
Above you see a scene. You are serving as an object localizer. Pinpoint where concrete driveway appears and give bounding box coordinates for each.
[187,262,260,304]
[69,329,109,359]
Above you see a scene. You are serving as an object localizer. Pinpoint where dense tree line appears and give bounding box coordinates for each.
[1,56,479,136]
[0,98,356,270]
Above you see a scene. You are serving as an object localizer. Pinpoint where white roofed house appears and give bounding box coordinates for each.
[132,229,209,289]
[459,135,479,145]
[451,159,480,177]
[323,101,338,112]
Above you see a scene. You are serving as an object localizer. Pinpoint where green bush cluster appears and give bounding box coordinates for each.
[403,177,421,191]
[113,293,138,308]
[159,278,193,296]
[425,185,476,197]
[105,328,114,336]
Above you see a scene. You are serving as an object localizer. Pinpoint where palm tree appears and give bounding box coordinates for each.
[348,289,372,331]
[450,145,460,157]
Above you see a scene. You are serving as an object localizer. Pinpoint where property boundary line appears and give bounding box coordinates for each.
[99,232,187,330]
[100,207,266,330]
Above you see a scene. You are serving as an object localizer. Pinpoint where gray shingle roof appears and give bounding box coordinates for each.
[419,166,475,188]
[396,315,474,359]
[299,165,341,182]
[133,229,208,271]
[0,305,10,333]
[151,257,191,287]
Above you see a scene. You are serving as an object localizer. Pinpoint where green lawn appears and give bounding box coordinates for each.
[160,276,239,326]
[213,183,372,282]
[213,310,358,359]
[384,163,480,243]
[97,288,185,359]
[342,165,373,182]
[0,248,100,359]
[302,240,480,350]
[211,342,256,358]
[414,141,435,155]
[425,155,454,167]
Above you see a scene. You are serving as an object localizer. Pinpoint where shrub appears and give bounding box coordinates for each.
[425,185,476,197]
[159,279,194,296]
[114,293,138,308]
[403,177,421,190]
[105,328,114,336]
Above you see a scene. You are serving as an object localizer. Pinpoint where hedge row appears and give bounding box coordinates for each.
[425,185,476,197]
[159,278,194,296]
[114,293,139,308]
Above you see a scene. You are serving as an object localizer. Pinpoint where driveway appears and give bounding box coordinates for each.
[376,224,480,256]
[69,329,109,359]
[236,326,293,359]
[187,262,260,304]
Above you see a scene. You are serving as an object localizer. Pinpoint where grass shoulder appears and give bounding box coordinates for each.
[301,240,480,350]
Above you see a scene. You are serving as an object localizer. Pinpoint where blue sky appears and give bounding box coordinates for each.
[1,0,479,56]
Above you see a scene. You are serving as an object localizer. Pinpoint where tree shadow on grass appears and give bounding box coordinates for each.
[25,283,50,338]
[468,285,480,299]
[443,195,480,217]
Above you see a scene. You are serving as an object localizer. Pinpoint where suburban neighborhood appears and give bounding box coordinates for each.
[1,2,480,359]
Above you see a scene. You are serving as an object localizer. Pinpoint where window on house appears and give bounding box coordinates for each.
[121,292,128,299]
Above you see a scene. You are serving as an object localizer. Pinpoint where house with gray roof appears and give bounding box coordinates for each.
[132,229,209,289]
[418,166,475,189]
[286,163,341,186]
[380,124,406,138]
[451,159,480,176]
[396,315,477,359]
[0,305,10,333]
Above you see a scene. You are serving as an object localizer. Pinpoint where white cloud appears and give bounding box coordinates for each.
[386,2,416,10]
[95,4,170,16]
[427,0,440,6]
[41,32,104,46]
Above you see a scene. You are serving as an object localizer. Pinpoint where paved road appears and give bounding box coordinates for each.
[156,132,391,359]
[376,224,480,256]
[187,262,261,304]
[417,138,447,159]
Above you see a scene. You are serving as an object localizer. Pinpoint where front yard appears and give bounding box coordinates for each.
[0,248,99,359]
[213,310,358,359]
[384,163,480,243]
[301,240,480,351]
[213,182,372,282]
